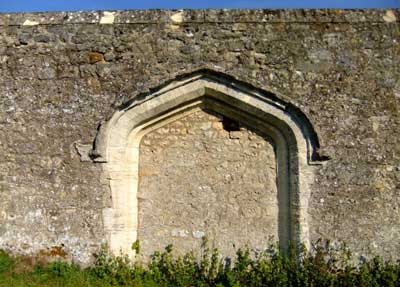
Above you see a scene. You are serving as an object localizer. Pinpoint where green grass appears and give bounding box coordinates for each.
[1,240,400,287]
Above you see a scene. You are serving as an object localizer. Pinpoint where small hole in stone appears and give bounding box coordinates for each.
[222,116,240,131]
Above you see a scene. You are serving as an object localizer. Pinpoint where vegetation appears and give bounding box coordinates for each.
[1,240,400,286]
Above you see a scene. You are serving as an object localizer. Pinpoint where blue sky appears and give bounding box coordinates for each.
[0,0,398,12]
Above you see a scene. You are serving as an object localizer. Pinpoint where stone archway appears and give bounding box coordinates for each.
[92,70,323,257]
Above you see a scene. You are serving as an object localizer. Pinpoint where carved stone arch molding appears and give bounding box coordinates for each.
[92,69,325,257]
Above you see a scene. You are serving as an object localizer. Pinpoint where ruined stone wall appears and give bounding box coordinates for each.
[0,9,398,264]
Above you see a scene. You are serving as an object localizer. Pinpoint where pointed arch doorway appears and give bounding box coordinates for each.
[93,70,323,257]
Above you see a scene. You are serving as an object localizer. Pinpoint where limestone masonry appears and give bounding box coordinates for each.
[0,9,399,265]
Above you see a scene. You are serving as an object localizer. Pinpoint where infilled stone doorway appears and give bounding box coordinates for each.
[95,70,321,258]
[138,109,278,258]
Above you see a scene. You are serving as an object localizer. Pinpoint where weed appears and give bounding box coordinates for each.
[1,240,400,286]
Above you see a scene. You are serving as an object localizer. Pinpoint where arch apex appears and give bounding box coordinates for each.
[94,69,323,165]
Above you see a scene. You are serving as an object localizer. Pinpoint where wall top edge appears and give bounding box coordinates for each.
[0,9,398,26]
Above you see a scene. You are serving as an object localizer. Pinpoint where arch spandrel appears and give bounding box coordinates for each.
[93,70,324,257]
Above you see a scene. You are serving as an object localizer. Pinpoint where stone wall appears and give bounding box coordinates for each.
[138,109,278,259]
[0,9,398,264]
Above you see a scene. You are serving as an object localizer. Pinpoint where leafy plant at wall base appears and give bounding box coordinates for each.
[1,240,400,286]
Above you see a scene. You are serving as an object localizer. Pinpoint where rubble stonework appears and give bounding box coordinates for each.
[138,109,278,259]
[0,9,399,265]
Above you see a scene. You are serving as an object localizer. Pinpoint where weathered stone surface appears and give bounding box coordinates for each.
[87,52,104,64]
[0,9,398,265]
[138,109,278,259]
